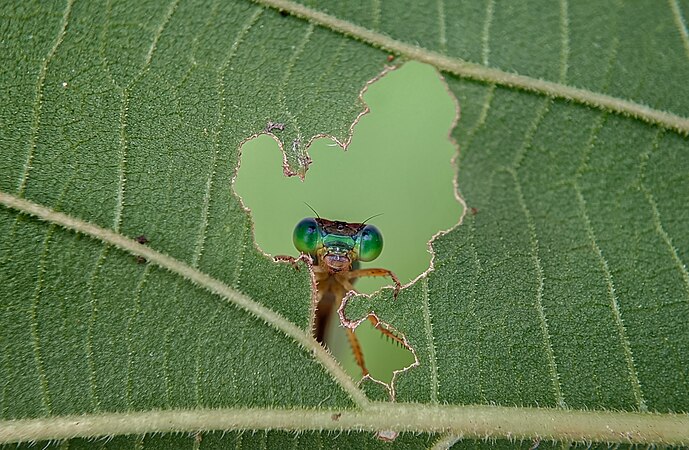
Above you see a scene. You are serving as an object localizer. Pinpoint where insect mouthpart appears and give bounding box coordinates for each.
[323,253,351,272]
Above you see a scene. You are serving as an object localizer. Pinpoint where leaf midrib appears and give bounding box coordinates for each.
[1,403,688,445]
[0,191,368,408]
[253,0,689,135]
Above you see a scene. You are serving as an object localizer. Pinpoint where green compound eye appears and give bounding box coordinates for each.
[357,224,383,262]
[293,217,320,255]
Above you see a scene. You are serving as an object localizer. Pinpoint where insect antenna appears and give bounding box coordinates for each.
[361,213,384,224]
[304,202,320,219]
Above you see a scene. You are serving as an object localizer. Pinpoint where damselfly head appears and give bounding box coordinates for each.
[292,217,384,272]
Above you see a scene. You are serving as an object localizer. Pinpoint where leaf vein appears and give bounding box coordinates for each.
[481,0,495,66]
[510,99,565,408]
[372,0,381,29]
[572,109,649,411]
[0,216,24,417]
[231,214,251,290]
[512,171,565,408]
[430,433,460,450]
[99,0,121,90]
[126,264,153,408]
[30,225,56,415]
[255,0,689,134]
[0,191,368,407]
[112,0,179,232]
[85,246,111,412]
[669,0,689,62]
[559,0,570,82]
[573,184,647,412]
[278,22,316,147]
[421,277,439,404]
[460,84,496,158]
[16,0,73,196]
[98,0,124,92]
[1,405,688,445]
[297,38,347,115]
[162,327,172,407]
[114,90,129,232]
[467,218,486,401]
[142,0,180,70]
[437,0,447,53]
[638,131,689,303]
[192,7,264,268]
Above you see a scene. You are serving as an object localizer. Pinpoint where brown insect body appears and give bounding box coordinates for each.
[310,218,402,375]
[278,216,403,376]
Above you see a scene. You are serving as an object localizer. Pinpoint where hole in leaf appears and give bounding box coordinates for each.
[234,61,461,383]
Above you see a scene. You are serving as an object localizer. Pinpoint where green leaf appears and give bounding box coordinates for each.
[1,0,688,448]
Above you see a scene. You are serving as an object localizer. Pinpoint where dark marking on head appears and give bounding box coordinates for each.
[316,218,364,237]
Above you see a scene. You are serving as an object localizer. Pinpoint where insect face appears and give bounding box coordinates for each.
[291,217,384,272]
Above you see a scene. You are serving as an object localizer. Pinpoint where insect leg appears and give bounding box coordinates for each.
[367,314,406,347]
[345,268,401,298]
[274,254,312,270]
[345,327,369,376]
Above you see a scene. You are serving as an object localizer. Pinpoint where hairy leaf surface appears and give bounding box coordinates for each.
[1,0,688,448]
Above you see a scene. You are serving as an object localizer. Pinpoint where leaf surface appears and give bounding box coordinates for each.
[1,0,688,448]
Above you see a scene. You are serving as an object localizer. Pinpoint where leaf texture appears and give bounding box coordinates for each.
[1,0,688,448]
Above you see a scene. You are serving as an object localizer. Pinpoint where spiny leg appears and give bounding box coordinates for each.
[274,254,312,270]
[337,271,405,375]
[345,268,402,298]
[367,314,406,347]
[345,327,369,376]
[338,276,406,348]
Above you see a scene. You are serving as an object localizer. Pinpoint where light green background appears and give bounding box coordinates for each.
[234,61,461,382]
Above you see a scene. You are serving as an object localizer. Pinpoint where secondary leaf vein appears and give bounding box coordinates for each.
[437,0,447,53]
[421,277,439,404]
[278,22,316,152]
[669,0,689,61]
[468,218,486,401]
[372,0,381,30]
[510,99,565,408]
[143,0,180,69]
[114,90,129,232]
[126,264,152,408]
[638,131,689,302]
[85,246,111,412]
[573,184,647,412]
[192,7,264,268]
[30,225,56,415]
[559,0,570,82]
[17,0,74,196]
[481,0,494,66]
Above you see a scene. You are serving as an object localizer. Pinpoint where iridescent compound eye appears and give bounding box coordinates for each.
[293,217,320,255]
[357,224,383,262]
